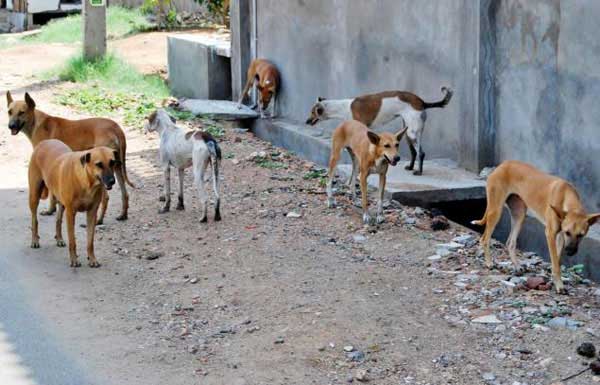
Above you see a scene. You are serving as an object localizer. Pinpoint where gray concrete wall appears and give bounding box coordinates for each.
[253,0,478,168]
[492,0,600,212]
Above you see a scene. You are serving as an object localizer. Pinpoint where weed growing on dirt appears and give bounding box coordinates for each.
[303,168,327,187]
[0,7,151,48]
[256,159,287,170]
[52,54,168,127]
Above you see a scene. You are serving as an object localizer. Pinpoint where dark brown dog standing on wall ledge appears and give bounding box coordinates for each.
[6,91,134,223]
[29,139,120,268]
[306,87,453,175]
[237,58,280,118]
[472,160,600,294]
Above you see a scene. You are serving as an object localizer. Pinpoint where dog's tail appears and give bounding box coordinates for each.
[471,213,486,227]
[116,129,135,188]
[423,87,453,109]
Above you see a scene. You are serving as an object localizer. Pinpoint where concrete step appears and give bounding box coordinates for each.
[252,118,485,205]
[179,99,259,120]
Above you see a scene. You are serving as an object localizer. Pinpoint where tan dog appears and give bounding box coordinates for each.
[29,139,120,267]
[327,120,407,224]
[237,59,280,118]
[6,91,134,223]
[472,160,600,293]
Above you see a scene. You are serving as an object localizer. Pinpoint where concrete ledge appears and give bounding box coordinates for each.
[179,99,258,120]
[252,119,485,205]
[167,34,232,100]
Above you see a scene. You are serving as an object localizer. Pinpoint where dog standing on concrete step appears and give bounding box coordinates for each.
[327,120,407,224]
[472,160,600,294]
[29,139,119,268]
[145,109,222,223]
[6,91,134,223]
[306,87,453,176]
[237,58,280,118]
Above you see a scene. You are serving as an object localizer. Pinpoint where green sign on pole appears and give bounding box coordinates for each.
[90,0,105,6]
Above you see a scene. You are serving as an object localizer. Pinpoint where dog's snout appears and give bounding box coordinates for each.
[8,121,17,129]
[565,245,578,256]
[103,175,116,189]
[393,156,401,163]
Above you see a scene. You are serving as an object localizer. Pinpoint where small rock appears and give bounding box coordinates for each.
[286,211,302,218]
[437,242,464,252]
[347,350,365,362]
[344,345,355,352]
[274,337,285,344]
[591,360,600,374]
[431,215,450,231]
[189,278,198,284]
[482,372,496,381]
[548,317,582,331]
[428,255,442,261]
[452,234,476,245]
[404,217,417,225]
[577,342,596,358]
[526,276,547,290]
[145,251,163,260]
[472,315,502,324]
[352,234,367,243]
[355,369,368,382]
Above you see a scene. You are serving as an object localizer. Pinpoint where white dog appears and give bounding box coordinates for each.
[145,109,222,222]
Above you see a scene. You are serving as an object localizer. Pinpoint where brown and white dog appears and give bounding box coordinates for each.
[327,120,407,224]
[472,160,600,294]
[6,91,134,223]
[307,87,453,175]
[28,139,120,268]
[237,59,280,118]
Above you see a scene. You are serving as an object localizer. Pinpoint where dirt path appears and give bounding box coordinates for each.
[1,32,600,385]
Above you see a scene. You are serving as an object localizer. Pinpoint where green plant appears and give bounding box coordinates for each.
[256,160,287,170]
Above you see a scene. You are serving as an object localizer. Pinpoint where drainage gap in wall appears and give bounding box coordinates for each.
[430,199,487,233]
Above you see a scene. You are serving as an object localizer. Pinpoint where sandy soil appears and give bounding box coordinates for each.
[1,32,600,385]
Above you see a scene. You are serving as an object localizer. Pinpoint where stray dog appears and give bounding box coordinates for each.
[144,109,222,222]
[306,87,453,175]
[327,120,407,224]
[237,59,280,118]
[29,139,119,267]
[6,91,134,223]
[472,160,600,293]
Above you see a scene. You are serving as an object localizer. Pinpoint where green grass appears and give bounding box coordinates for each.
[0,7,151,48]
[52,53,169,127]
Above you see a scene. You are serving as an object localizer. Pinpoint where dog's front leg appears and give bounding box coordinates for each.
[271,93,277,118]
[546,228,566,294]
[405,138,417,171]
[159,165,171,213]
[237,78,253,108]
[54,203,66,247]
[360,172,371,224]
[65,207,80,267]
[40,194,57,216]
[376,173,386,224]
[96,189,109,225]
[414,131,425,176]
[176,168,185,210]
[86,205,100,268]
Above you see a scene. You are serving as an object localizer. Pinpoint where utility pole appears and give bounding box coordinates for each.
[83,0,107,60]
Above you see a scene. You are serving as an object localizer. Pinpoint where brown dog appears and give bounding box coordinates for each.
[327,120,407,224]
[29,139,120,267]
[6,91,134,223]
[237,59,280,118]
[472,160,600,293]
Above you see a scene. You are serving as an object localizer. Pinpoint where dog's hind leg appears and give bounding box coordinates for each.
[176,168,185,210]
[159,166,171,214]
[211,159,221,221]
[376,173,387,224]
[194,157,210,223]
[404,138,417,171]
[506,194,527,272]
[346,148,359,197]
[414,128,426,176]
[114,166,129,221]
[478,185,505,269]
[55,203,66,247]
[327,141,343,208]
[40,194,57,216]
[96,190,109,225]
[28,180,44,249]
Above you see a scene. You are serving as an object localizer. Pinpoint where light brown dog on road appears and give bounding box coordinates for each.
[472,160,600,293]
[29,139,120,268]
[6,91,134,223]
[327,120,407,224]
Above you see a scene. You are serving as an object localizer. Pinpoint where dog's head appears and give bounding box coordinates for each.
[6,91,36,136]
[552,206,600,256]
[257,79,276,110]
[306,97,328,125]
[80,147,121,191]
[367,127,408,167]
[144,109,176,134]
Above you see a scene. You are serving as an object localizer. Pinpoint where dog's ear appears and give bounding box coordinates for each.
[112,151,122,167]
[147,111,157,124]
[6,91,13,107]
[24,93,36,110]
[367,131,380,145]
[317,96,327,102]
[316,104,325,115]
[551,205,566,221]
[80,152,91,166]
[587,213,600,226]
[396,126,408,141]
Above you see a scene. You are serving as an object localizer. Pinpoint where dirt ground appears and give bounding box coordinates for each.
[1,32,600,385]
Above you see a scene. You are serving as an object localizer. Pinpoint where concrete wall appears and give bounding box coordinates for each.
[492,0,600,212]
[253,0,479,168]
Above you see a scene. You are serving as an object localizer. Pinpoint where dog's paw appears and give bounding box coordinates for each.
[176,203,185,211]
[56,239,66,248]
[31,240,40,249]
[158,206,169,214]
[554,282,568,295]
[200,216,208,223]
[70,260,81,268]
[413,170,423,176]
[404,164,414,171]
[116,214,128,221]
[158,195,166,202]
[88,260,101,268]
[40,209,55,216]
